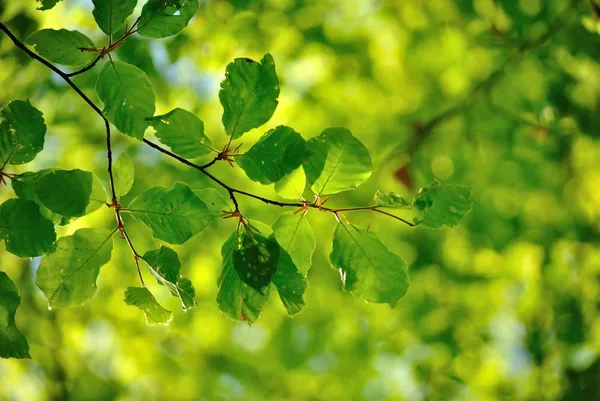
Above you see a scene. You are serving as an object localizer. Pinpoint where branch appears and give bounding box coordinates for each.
[66,54,103,77]
[142,139,416,227]
[0,20,414,229]
[0,21,118,203]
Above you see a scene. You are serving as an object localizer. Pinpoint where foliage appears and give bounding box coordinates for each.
[1,0,599,400]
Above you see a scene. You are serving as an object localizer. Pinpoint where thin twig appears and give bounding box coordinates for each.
[66,54,103,77]
[142,139,416,227]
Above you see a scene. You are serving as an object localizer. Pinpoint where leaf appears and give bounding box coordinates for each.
[274,167,306,200]
[148,108,212,158]
[272,212,316,276]
[218,231,271,323]
[26,29,96,67]
[0,199,56,257]
[271,243,307,316]
[143,246,196,309]
[11,169,105,223]
[36,0,62,11]
[374,190,410,208]
[128,182,213,244]
[219,54,280,139]
[0,272,30,359]
[11,170,69,225]
[35,228,115,308]
[330,224,409,307]
[0,99,46,164]
[124,287,172,325]
[92,0,138,36]
[113,152,135,197]
[96,61,156,139]
[24,169,96,218]
[413,182,473,229]
[304,128,373,195]
[233,226,280,295]
[236,126,309,185]
[193,188,229,216]
[137,0,199,39]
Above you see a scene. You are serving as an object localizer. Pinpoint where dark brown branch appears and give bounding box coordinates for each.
[0,21,118,202]
[142,139,416,226]
[66,54,103,77]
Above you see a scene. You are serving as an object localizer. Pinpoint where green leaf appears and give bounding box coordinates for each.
[271,243,307,316]
[26,29,96,67]
[92,0,138,36]
[0,272,30,359]
[12,170,69,225]
[113,152,135,197]
[124,287,172,325]
[274,166,306,200]
[0,199,56,257]
[36,228,115,308]
[143,246,196,309]
[272,212,316,276]
[193,188,229,216]
[218,231,271,323]
[304,128,373,195]
[11,169,104,223]
[148,108,212,158]
[233,226,280,295]
[330,224,408,307]
[137,0,199,39]
[36,0,62,11]
[0,99,46,164]
[219,54,280,139]
[96,61,156,139]
[413,182,473,229]
[128,182,213,244]
[374,190,410,208]
[24,169,96,218]
[236,126,309,185]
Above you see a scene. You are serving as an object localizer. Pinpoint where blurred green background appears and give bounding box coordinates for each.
[2,0,600,400]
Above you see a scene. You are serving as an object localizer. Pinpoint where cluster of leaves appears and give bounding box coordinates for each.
[0,0,472,359]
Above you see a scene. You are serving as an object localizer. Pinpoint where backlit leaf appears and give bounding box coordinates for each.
[233,226,280,295]
[220,54,279,139]
[137,0,199,39]
[304,128,373,195]
[330,224,408,307]
[0,100,46,165]
[36,228,115,308]
[26,29,96,67]
[0,272,30,359]
[236,126,309,185]
[272,212,315,276]
[143,246,195,309]
[274,166,306,200]
[124,287,172,325]
[413,182,473,229]
[218,231,270,324]
[149,108,212,158]
[128,182,213,244]
[113,152,135,198]
[271,242,307,316]
[0,198,56,257]
[96,61,156,139]
[374,190,410,208]
[92,0,138,36]
[24,169,96,218]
